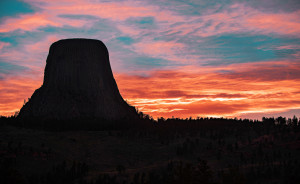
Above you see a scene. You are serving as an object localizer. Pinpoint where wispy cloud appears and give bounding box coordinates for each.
[0,41,10,51]
[115,60,300,118]
[0,1,298,38]
[0,75,42,116]
[0,0,299,118]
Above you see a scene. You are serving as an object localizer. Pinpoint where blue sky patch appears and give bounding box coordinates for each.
[0,61,27,75]
[116,36,134,45]
[126,17,156,29]
[58,14,99,20]
[133,56,170,69]
[0,0,34,21]
[200,34,299,65]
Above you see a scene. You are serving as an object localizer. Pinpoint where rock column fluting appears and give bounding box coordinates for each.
[18,38,137,120]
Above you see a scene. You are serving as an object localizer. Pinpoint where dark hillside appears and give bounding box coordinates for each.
[1,116,299,183]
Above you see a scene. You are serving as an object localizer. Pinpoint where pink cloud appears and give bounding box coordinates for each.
[0,35,62,75]
[25,0,185,22]
[0,11,91,33]
[246,10,300,36]
[21,35,62,70]
[168,4,300,38]
[25,35,60,53]
[0,0,299,119]
[0,13,60,33]
[1,1,298,39]
[134,41,184,55]
[276,45,300,50]
[132,40,199,63]
[0,42,11,51]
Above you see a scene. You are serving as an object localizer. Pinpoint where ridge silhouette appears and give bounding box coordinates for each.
[18,38,137,121]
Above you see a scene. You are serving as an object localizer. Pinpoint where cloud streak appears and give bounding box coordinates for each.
[0,1,299,38]
[115,60,300,118]
[0,0,299,119]
[0,75,42,116]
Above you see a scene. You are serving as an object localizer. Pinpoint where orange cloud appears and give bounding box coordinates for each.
[1,60,299,119]
[115,60,300,119]
[0,75,42,116]
[0,0,299,119]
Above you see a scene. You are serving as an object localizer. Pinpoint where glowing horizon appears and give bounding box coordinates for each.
[0,0,300,120]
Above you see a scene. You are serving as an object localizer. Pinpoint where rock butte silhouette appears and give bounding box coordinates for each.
[18,38,137,120]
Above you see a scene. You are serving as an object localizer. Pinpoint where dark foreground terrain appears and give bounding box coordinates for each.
[0,116,300,184]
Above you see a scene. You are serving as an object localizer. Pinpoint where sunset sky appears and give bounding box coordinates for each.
[0,0,300,119]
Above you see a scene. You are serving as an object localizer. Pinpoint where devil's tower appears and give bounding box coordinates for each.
[18,38,137,120]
